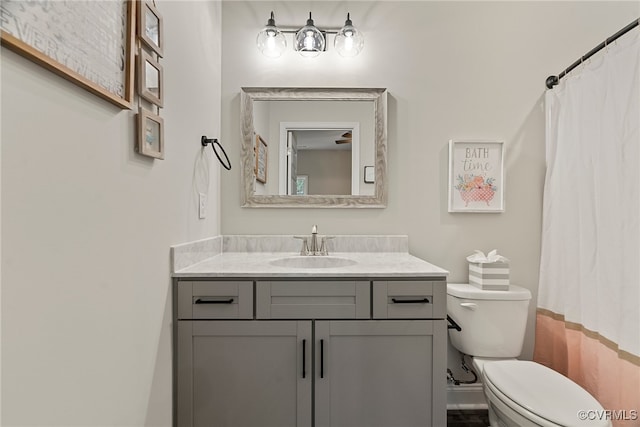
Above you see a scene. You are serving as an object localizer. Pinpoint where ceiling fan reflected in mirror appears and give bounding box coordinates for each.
[335,131,352,144]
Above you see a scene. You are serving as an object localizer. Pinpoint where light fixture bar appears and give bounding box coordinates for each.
[256,12,364,58]
[277,27,342,34]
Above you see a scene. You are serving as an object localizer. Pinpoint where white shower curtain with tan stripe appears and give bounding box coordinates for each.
[534,28,640,426]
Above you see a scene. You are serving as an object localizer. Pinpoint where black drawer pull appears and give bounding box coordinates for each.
[194,298,234,304]
[302,339,307,379]
[320,339,325,379]
[391,298,430,304]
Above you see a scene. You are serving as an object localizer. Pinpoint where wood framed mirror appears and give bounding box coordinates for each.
[240,87,387,208]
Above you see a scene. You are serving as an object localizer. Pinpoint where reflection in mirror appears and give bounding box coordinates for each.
[241,88,387,208]
[284,128,355,196]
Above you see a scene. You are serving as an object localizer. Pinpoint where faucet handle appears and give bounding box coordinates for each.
[294,236,309,255]
[319,236,335,256]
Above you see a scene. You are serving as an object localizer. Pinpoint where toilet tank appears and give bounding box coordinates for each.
[447,283,532,358]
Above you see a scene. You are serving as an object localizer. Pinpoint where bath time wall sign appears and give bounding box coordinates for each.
[448,140,504,213]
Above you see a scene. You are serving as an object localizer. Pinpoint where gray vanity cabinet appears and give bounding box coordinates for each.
[174,279,446,427]
[314,320,446,427]
[177,320,312,427]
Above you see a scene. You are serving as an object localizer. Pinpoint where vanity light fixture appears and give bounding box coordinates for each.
[334,13,364,57]
[257,12,364,58]
[256,12,287,58]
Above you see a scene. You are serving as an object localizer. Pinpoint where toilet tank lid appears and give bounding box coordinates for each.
[447,283,532,300]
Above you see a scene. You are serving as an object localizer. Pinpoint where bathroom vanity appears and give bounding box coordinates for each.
[171,235,448,427]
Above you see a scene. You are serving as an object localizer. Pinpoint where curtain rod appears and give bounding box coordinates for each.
[546,18,639,89]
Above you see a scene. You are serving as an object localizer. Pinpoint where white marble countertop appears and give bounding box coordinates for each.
[171,235,448,279]
[174,251,448,278]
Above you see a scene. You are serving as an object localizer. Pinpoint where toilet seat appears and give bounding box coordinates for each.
[483,360,610,427]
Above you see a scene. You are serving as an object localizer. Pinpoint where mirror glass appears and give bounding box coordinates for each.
[286,128,354,196]
[145,8,159,45]
[145,60,159,95]
[241,88,387,208]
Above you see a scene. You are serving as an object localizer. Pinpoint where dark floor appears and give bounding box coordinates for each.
[447,409,490,427]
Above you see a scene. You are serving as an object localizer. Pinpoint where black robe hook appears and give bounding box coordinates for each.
[201,136,231,170]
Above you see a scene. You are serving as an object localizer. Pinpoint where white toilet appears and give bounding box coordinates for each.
[447,283,611,427]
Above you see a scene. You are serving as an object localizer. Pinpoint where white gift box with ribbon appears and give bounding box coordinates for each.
[466,250,510,290]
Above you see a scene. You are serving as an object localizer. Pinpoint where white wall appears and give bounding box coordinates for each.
[220,1,639,373]
[1,1,221,425]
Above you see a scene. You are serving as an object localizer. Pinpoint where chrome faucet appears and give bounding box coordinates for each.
[309,225,320,254]
[295,225,333,256]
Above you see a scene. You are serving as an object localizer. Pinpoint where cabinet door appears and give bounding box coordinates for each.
[314,320,446,427]
[177,321,312,427]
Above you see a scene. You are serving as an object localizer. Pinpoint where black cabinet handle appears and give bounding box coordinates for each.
[320,339,325,379]
[391,298,430,304]
[302,339,307,379]
[194,298,234,304]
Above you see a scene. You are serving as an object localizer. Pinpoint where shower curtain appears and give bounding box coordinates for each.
[535,28,640,426]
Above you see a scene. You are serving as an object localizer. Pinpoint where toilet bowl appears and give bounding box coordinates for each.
[447,283,611,427]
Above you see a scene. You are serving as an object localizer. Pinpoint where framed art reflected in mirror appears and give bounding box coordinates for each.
[255,134,268,184]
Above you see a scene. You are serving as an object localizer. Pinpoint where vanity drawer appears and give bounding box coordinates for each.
[256,280,370,319]
[373,281,446,319]
[178,281,253,319]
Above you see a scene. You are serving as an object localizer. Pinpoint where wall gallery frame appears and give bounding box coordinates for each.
[0,0,136,109]
[255,134,268,184]
[137,49,164,107]
[448,140,504,213]
[138,0,163,57]
[137,108,164,159]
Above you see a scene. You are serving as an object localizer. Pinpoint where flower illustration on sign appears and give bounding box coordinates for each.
[455,174,497,206]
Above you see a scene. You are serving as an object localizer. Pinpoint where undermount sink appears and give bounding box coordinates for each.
[270,256,357,269]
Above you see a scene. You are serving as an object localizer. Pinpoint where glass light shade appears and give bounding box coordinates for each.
[256,12,287,58]
[295,13,325,58]
[334,14,364,57]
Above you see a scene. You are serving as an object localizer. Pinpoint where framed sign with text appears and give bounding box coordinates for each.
[448,140,504,213]
[0,0,136,109]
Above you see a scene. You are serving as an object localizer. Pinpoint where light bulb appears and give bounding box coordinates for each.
[256,12,287,58]
[334,13,364,57]
[304,31,315,50]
